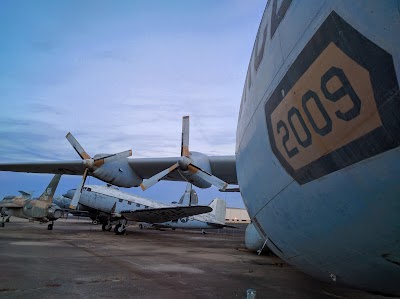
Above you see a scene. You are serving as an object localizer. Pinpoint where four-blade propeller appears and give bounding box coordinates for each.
[140,116,228,191]
[66,133,132,209]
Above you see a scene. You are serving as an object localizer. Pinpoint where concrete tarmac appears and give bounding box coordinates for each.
[0,218,396,299]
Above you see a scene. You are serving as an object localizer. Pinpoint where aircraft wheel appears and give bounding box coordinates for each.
[47,224,53,230]
[114,223,125,235]
[172,228,176,231]
[92,219,99,225]
[102,224,112,232]
[5,218,10,223]
[1,223,4,227]
[139,224,143,229]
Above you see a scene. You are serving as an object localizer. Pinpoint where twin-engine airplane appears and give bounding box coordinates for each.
[0,175,63,230]
[63,183,228,234]
[0,0,399,295]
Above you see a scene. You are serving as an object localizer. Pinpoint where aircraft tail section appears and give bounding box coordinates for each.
[178,183,198,206]
[38,174,62,203]
[208,198,226,224]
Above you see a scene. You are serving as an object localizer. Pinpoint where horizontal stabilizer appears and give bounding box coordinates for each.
[121,205,212,223]
[18,190,34,199]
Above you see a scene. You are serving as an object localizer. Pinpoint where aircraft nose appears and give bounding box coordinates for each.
[63,189,76,199]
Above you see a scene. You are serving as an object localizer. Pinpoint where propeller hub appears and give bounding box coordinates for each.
[178,156,191,170]
[83,159,95,170]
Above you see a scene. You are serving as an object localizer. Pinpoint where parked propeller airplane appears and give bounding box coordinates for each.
[0,175,63,230]
[0,0,399,295]
[63,183,219,235]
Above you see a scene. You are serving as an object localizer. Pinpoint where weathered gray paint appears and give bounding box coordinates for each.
[237,0,400,295]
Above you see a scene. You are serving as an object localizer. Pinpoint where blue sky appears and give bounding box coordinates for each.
[0,0,266,208]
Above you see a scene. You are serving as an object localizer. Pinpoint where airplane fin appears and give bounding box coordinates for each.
[178,183,198,206]
[38,174,62,204]
[208,198,226,224]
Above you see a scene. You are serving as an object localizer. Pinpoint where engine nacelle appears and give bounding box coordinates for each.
[93,158,142,188]
[183,151,213,189]
[245,222,265,252]
[47,205,63,220]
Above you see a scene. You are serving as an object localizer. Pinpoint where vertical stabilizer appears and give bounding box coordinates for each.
[178,183,198,206]
[38,174,62,203]
[208,198,226,224]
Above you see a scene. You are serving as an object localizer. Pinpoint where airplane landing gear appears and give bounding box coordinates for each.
[102,222,112,232]
[47,222,54,230]
[114,220,127,235]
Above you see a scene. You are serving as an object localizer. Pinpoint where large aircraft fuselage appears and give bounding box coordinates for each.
[236,0,400,295]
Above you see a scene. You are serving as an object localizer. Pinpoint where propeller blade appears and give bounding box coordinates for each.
[102,150,132,163]
[140,163,179,191]
[187,164,228,191]
[66,132,91,160]
[69,168,88,209]
[92,150,132,168]
[181,116,190,157]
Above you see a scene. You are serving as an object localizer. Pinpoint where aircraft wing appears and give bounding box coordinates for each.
[120,205,212,223]
[0,160,86,175]
[0,202,25,208]
[0,155,237,184]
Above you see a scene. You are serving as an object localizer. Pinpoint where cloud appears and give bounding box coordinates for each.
[0,0,268,207]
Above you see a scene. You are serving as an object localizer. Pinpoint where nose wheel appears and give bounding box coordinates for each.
[47,221,54,230]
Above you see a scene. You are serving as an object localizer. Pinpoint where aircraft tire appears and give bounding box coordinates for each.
[92,220,99,225]
[139,224,143,229]
[47,224,53,230]
[5,218,9,223]
[1,223,4,227]
[102,224,113,232]
[114,223,126,235]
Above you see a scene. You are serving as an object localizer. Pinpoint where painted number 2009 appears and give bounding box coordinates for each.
[277,67,361,158]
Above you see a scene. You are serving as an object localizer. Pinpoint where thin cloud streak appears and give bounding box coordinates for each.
[0,0,267,208]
